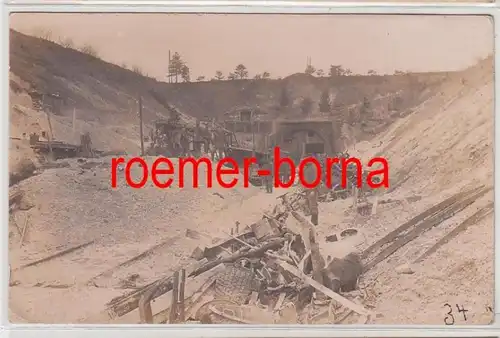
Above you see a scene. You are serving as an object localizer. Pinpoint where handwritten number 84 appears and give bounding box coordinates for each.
[444,303,468,325]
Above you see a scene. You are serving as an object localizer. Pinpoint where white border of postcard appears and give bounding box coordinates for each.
[1,1,499,337]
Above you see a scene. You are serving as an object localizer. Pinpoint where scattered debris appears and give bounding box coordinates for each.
[95,187,383,324]
[91,181,494,325]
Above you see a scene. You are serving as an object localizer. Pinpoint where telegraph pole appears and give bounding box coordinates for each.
[168,50,171,83]
[251,110,255,158]
[72,107,77,139]
[138,96,144,156]
[42,94,54,160]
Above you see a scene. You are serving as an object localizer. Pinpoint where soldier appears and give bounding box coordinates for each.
[262,159,274,193]
[303,154,320,225]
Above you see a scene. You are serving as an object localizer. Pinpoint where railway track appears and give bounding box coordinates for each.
[361,185,492,273]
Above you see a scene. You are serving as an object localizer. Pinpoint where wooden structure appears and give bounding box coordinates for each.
[28,91,63,115]
[29,132,100,160]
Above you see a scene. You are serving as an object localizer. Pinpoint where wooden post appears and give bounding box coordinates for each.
[168,50,171,83]
[168,270,179,323]
[138,96,144,156]
[251,117,255,158]
[43,95,54,160]
[178,269,186,322]
[352,186,359,210]
[72,108,77,141]
[138,292,154,324]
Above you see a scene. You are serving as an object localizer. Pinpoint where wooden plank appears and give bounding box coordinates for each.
[104,258,207,320]
[290,210,325,293]
[169,271,179,324]
[279,262,372,316]
[361,186,484,259]
[364,187,491,272]
[138,286,155,324]
[413,202,494,263]
[251,219,276,240]
[87,236,180,285]
[151,264,225,324]
[19,214,29,247]
[178,269,186,322]
[18,240,94,270]
[189,238,286,277]
[202,230,254,259]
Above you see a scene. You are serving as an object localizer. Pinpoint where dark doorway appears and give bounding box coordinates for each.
[304,142,325,154]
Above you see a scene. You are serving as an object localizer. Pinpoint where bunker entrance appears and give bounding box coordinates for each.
[304,142,325,155]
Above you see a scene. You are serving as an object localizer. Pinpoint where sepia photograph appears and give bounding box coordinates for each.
[7,13,494,325]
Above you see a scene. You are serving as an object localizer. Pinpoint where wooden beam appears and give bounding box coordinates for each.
[138,285,156,324]
[362,186,485,259]
[414,202,493,263]
[104,258,207,320]
[364,186,491,272]
[87,236,180,285]
[17,240,94,270]
[189,238,286,277]
[178,269,186,322]
[151,264,224,324]
[168,271,179,324]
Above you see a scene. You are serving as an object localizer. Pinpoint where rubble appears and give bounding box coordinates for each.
[88,180,494,325]
[94,186,376,325]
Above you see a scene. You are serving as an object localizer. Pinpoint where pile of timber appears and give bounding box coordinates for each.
[100,201,372,325]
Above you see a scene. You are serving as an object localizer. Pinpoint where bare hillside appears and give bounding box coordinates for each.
[343,56,494,324]
[10,29,447,147]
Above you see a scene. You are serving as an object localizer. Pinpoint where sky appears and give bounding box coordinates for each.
[9,13,494,80]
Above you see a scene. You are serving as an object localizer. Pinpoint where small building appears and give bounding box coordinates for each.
[223,106,273,134]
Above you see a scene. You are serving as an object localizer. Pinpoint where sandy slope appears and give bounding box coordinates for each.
[334,56,494,324]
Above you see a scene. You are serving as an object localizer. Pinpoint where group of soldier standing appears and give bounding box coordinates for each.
[259,151,353,226]
[259,152,325,226]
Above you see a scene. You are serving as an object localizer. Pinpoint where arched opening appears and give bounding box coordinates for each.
[272,127,328,160]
